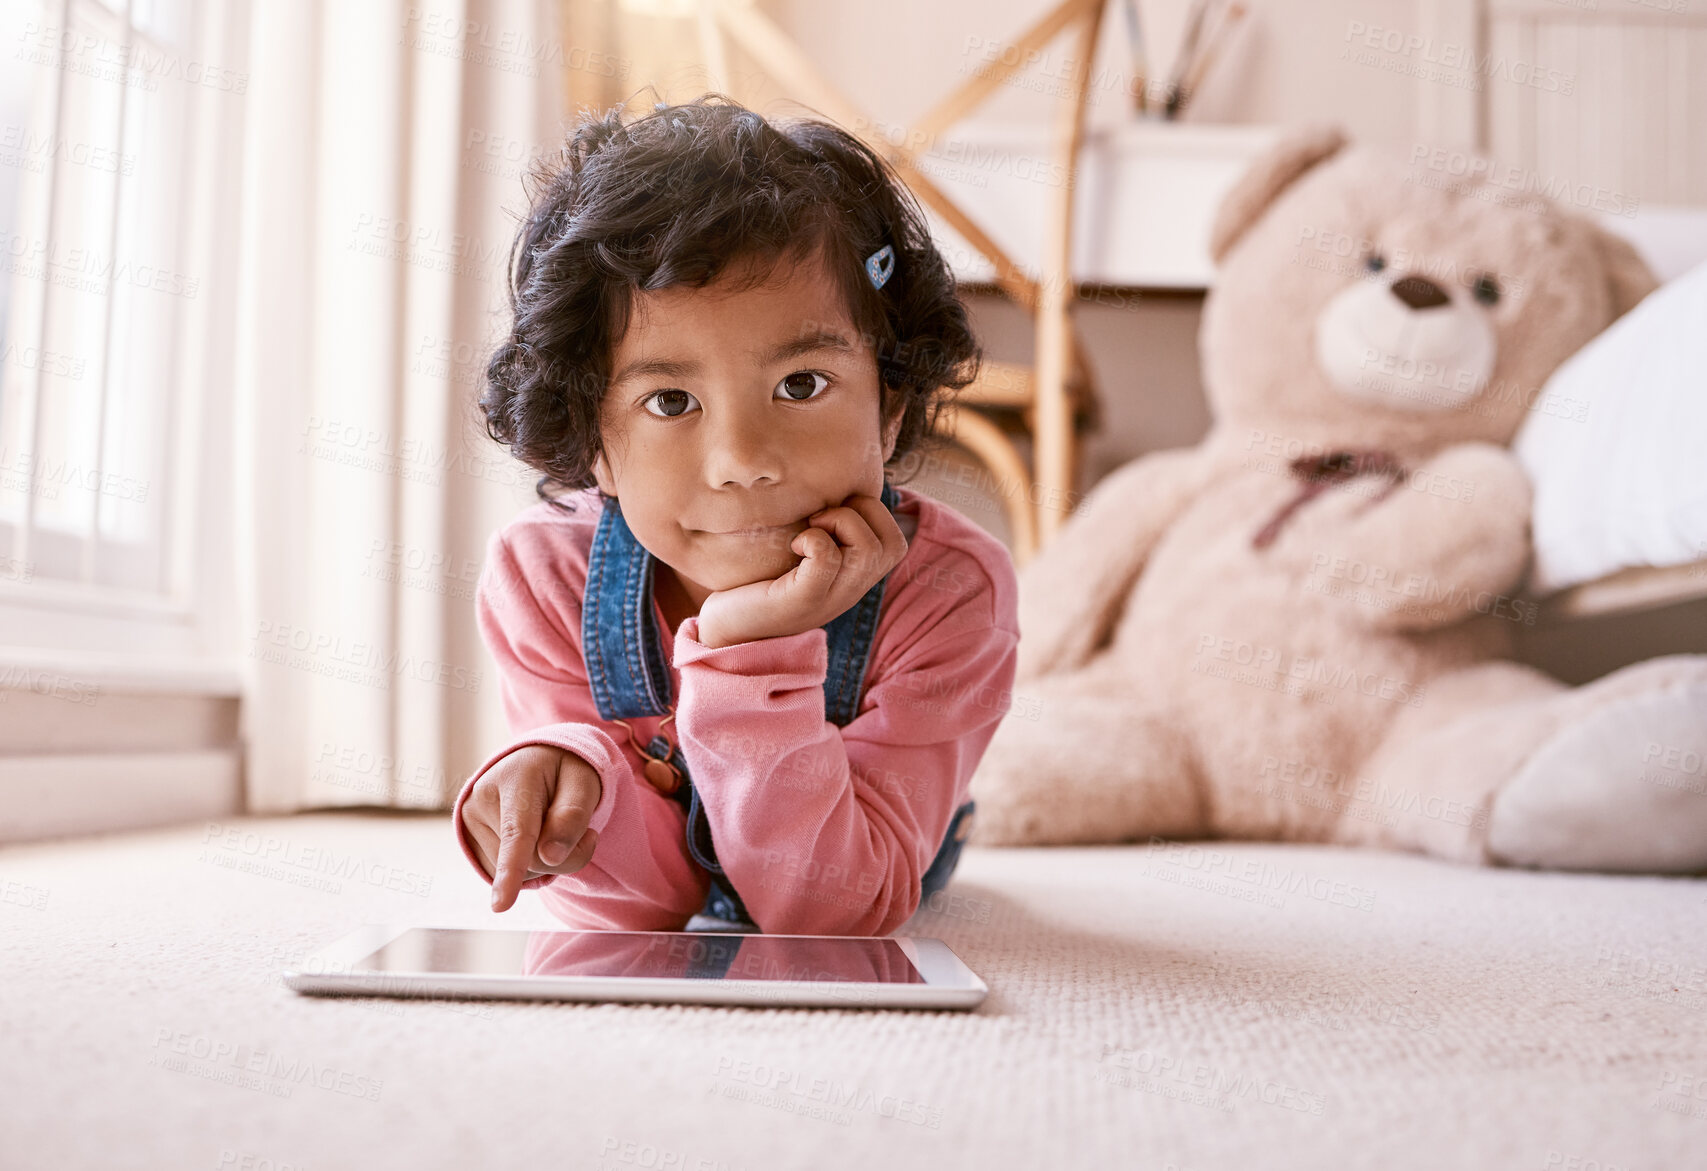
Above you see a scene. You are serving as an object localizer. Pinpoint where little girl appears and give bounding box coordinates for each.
[452,95,1020,936]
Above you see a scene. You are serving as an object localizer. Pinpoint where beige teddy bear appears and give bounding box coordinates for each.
[968,125,1707,873]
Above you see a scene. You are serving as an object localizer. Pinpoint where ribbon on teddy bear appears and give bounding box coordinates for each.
[1251,449,1408,549]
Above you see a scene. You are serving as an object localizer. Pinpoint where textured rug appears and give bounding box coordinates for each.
[3,810,1705,1170]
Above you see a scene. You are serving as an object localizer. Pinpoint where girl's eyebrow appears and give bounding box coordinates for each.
[609,356,698,389]
[766,327,857,364]
[609,328,858,389]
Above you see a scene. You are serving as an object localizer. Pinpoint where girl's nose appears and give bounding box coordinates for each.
[704,405,783,488]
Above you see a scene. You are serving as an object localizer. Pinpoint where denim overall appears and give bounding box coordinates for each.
[581,480,976,935]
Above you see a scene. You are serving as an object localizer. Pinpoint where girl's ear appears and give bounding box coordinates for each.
[591,449,617,498]
[880,390,905,462]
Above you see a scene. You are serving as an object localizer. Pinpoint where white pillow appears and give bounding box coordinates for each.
[1512,258,1707,596]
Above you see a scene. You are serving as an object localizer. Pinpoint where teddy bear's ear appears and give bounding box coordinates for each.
[1587,223,1660,320]
[1208,124,1349,266]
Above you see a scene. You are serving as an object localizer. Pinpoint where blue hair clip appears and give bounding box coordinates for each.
[865,244,895,290]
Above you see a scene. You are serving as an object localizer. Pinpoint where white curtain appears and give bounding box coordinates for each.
[232,0,565,811]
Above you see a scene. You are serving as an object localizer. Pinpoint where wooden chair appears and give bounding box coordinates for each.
[694,0,1110,565]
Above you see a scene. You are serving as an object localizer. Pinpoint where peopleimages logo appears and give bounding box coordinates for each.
[249,619,482,694]
[711,1056,945,1129]
[1097,1045,1329,1116]
[0,123,136,175]
[1341,21,1576,95]
[1145,838,1378,912]
[16,21,250,93]
[149,1029,382,1102]
[199,823,436,897]
[1409,146,1640,219]
[1192,633,1428,709]
[1258,755,1488,831]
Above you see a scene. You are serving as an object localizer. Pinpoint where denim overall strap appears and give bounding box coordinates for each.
[581,494,677,720]
[579,482,970,934]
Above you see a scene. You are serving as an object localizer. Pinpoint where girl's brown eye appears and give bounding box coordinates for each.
[645,389,695,417]
[777,371,827,401]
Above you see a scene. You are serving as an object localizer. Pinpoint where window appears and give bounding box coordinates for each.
[0,0,244,666]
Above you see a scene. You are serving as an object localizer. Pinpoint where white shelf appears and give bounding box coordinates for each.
[919,120,1284,291]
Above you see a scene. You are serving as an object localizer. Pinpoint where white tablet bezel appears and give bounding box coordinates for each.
[282,924,987,1010]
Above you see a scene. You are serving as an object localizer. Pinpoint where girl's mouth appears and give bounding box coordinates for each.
[701,518,801,536]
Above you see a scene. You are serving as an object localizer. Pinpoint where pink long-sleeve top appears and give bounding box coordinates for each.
[451,484,1020,936]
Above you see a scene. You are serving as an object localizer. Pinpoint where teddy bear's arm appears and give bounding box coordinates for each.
[1304,442,1534,633]
[1017,447,1211,681]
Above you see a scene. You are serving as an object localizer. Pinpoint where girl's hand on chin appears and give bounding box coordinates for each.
[694,492,908,649]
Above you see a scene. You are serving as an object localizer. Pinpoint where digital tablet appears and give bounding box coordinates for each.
[282,924,988,1010]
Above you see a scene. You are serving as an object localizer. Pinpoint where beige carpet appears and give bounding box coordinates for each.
[3,811,1705,1170]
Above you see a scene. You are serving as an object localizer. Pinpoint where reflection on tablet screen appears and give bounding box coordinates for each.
[354,929,927,984]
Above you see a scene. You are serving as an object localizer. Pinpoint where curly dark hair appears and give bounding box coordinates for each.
[479,93,982,509]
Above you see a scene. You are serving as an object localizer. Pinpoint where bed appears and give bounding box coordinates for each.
[1522,207,1707,621]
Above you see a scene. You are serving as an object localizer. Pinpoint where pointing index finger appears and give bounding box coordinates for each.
[491,785,543,912]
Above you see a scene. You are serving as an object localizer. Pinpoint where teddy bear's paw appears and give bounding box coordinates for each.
[964,808,1042,847]
[1486,680,1707,872]
[965,761,1049,846]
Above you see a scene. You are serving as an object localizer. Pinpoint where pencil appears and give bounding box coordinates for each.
[1122,0,1149,113]
[1179,1,1246,115]
[1165,0,1216,117]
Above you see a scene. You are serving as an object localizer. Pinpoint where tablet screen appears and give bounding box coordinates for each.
[353,928,928,984]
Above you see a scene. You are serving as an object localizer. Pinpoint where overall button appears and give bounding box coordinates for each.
[641,736,681,794]
[642,757,680,794]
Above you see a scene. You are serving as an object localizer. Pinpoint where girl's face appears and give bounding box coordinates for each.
[591,248,904,613]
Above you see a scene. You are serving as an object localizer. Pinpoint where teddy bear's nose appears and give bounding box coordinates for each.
[1389,275,1451,310]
